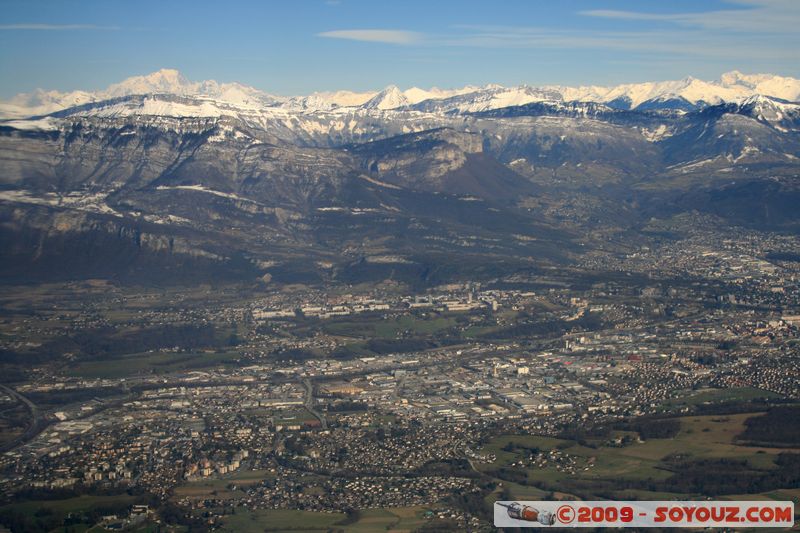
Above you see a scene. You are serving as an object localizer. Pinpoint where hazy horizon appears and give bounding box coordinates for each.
[2,0,799,99]
[4,66,799,102]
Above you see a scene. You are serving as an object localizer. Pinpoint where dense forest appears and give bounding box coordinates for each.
[737,407,800,447]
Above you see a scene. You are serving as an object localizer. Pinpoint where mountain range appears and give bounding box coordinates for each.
[3,68,800,118]
[1,69,798,285]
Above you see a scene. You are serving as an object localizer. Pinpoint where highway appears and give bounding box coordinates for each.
[301,378,327,430]
[0,384,47,453]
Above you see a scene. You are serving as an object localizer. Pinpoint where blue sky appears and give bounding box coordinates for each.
[1,0,798,97]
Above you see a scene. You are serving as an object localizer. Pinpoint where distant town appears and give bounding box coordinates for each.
[0,226,797,530]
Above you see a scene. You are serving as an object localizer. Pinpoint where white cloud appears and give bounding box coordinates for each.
[434,25,798,61]
[0,24,120,30]
[315,1,798,63]
[317,29,421,45]
[580,0,800,33]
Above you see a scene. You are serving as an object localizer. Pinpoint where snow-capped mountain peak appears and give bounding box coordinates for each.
[720,71,800,102]
[362,85,410,110]
[103,69,283,108]
[104,68,193,98]
[2,69,800,120]
[0,69,284,118]
[403,87,438,105]
[298,89,377,109]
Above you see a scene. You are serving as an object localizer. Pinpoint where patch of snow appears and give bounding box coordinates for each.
[640,124,671,142]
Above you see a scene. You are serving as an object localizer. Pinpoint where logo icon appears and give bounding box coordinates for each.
[557,504,576,524]
[498,502,556,525]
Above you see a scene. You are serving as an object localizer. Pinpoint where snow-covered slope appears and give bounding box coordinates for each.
[101,69,284,108]
[402,85,479,104]
[291,89,377,110]
[409,85,564,114]
[362,86,410,110]
[287,85,481,110]
[720,71,800,102]
[0,68,283,118]
[401,71,800,113]
[2,69,799,120]
[735,94,800,132]
[0,89,97,118]
[584,77,751,109]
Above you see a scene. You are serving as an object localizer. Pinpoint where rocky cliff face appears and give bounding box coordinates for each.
[1,85,798,285]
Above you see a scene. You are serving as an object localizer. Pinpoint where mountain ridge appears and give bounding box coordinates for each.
[3,69,800,119]
[0,69,798,286]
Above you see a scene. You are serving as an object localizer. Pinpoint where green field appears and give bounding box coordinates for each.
[218,506,433,533]
[174,469,274,501]
[463,310,520,338]
[0,494,137,532]
[479,412,800,500]
[341,507,430,532]
[219,509,346,532]
[0,494,136,515]
[322,314,456,339]
[66,349,242,378]
[662,387,781,408]
[275,407,318,426]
